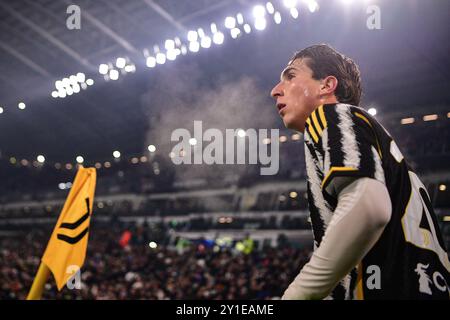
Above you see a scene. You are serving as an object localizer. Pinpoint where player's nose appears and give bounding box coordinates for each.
[271,82,283,99]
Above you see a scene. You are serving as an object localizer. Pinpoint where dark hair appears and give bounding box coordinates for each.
[291,44,362,106]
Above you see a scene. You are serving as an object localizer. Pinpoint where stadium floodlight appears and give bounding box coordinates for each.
[243,24,252,33]
[290,7,299,19]
[254,18,267,30]
[62,77,71,87]
[200,36,212,48]
[156,52,166,64]
[423,114,438,121]
[37,155,45,163]
[76,72,85,83]
[253,5,266,19]
[400,117,415,125]
[283,0,298,9]
[72,83,80,93]
[439,184,447,191]
[213,32,224,45]
[99,63,109,75]
[146,56,156,68]
[76,156,84,164]
[149,241,157,249]
[81,83,88,90]
[274,12,282,24]
[197,28,205,38]
[187,30,198,42]
[0,107,3,114]
[166,49,177,61]
[58,90,67,98]
[237,129,246,138]
[148,144,156,152]
[181,45,187,55]
[210,23,218,33]
[368,108,377,116]
[69,75,78,84]
[236,13,244,25]
[266,2,275,14]
[113,150,121,158]
[189,138,197,145]
[109,69,119,80]
[124,64,136,73]
[290,191,298,198]
[18,102,26,110]
[51,91,58,98]
[116,57,126,69]
[189,41,200,53]
[231,28,241,38]
[55,80,64,90]
[58,183,66,190]
[66,87,73,95]
[306,0,319,12]
[165,39,175,50]
[86,79,94,86]
[225,16,236,29]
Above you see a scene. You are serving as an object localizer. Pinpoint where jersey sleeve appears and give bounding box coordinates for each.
[318,105,386,195]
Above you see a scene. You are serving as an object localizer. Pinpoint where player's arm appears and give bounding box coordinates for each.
[282,177,392,300]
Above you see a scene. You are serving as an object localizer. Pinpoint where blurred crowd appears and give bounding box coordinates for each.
[0,224,310,300]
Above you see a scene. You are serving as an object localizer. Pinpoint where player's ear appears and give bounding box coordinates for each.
[320,76,338,96]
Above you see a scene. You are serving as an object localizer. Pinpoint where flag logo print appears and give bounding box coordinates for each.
[56,198,91,245]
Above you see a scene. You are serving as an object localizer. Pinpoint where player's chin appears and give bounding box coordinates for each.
[282,114,304,132]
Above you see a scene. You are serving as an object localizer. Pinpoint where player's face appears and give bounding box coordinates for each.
[270,59,322,132]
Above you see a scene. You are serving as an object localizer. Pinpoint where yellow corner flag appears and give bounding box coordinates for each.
[27,166,96,299]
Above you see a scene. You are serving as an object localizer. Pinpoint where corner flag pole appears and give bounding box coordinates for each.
[27,262,51,300]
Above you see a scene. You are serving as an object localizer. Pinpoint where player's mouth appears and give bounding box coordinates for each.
[277,103,287,114]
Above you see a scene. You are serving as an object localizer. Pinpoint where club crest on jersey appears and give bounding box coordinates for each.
[415,263,449,295]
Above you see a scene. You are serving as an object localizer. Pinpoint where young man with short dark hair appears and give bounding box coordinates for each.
[271,44,449,299]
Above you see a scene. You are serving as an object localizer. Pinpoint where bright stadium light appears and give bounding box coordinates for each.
[439,184,447,192]
[225,16,236,29]
[0,107,3,114]
[76,156,84,164]
[124,64,136,73]
[55,80,64,90]
[423,114,438,121]
[237,129,246,138]
[116,57,126,68]
[213,32,224,45]
[81,83,88,90]
[290,7,299,19]
[181,45,187,55]
[51,91,58,98]
[189,138,197,146]
[197,28,205,38]
[254,18,267,30]
[109,69,119,80]
[18,102,26,110]
[189,41,200,52]
[368,108,377,116]
[200,36,212,48]
[165,39,175,50]
[148,144,156,152]
[62,77,71,87]
[99,63,109,74]
[58,183,66,190]
[266,2,275,14]
[69,75,78,84]
[58,90,67,98]
[86,79,94,86]
[66,87,73,95]
[156,52,166,64]
[72,83,80,93]
[146,56,156,68]
[76,72,85,83]
[187,30,198,42]
[210,23,218,33]
[149,241,157,249]
[253,5,266,19]
[113,150,121,158]
[231,28,241,38]
[166,49,177,61]
[307,0,319,12]
[274,12,282,24]
[37,155,45,163]
[243,24,252,33]
[236,13,244,24]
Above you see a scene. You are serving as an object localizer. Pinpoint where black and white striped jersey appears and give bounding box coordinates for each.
[303,103,450,300]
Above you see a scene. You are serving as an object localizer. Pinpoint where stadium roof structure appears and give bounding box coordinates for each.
[0,0,449,163]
